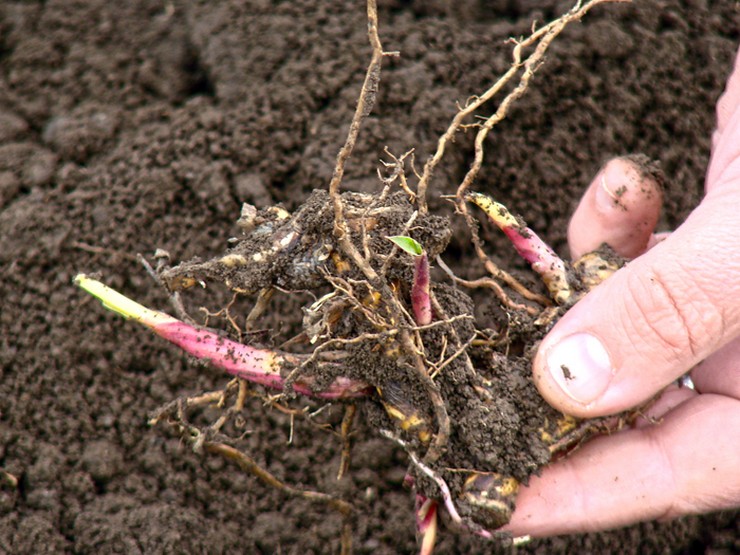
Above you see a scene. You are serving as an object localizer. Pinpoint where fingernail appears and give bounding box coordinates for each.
[595,166,628,213]
[545,333,615,405]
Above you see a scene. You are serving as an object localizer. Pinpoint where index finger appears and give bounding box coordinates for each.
[505,394,740,537]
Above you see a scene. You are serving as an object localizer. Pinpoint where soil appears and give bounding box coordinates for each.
[1,1,738,554]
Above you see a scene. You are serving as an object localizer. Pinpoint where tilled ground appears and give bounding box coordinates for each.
[1,1,739,553]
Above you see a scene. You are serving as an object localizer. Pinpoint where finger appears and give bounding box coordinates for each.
[534,189,740,418]
[708,47,740,188]
[568,156,663,261]
[646,231,670,250]
[692,335,740,399]
[505,394,740,538]
[711,46,740,154]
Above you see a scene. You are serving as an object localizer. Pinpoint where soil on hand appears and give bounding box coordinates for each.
[1,1,738,554]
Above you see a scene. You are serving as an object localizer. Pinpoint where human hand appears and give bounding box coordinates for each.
[506,47,740,537]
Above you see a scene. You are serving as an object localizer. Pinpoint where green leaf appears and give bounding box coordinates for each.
[387,235,424,256]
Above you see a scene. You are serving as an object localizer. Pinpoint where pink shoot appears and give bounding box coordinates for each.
[388,236,432,325]
[416,495,438,555]
[411,253,432,325]
[74,274,371,399]
[467,192,573,304]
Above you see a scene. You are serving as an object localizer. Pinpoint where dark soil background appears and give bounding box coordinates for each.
[1,1,739,553]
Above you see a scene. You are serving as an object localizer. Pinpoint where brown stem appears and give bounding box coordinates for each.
[329,0,392,258]
[337,404,357,480]
[455,4,606,200]
[326,0,451,467]
[435,255,544,315]
[204,441,353,516]
[417,0,628,212]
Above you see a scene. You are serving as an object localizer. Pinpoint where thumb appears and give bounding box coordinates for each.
[534,189,740,418]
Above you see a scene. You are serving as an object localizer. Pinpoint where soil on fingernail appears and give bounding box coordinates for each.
[622,153,667,197]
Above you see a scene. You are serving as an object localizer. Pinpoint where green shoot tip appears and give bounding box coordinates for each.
[388,235,424,256]
[74,273,176,327]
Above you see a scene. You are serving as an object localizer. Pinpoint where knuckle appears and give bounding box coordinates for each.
[621,264,725,363]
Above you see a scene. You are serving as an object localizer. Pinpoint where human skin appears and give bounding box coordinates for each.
[506,47,740,537]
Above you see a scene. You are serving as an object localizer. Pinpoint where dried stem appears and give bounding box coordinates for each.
[245,288,275,331]
[72,240,140,261]
[448,1,629,305]
[380,210,419,277]
[426,292,483,417]
[429,334,475,381]
[149,378,354,551]
[435,255,543,316]
[204,441,353,514]
[340,519,353,555]
[325,0,450,467]
[472,226,550,305]
[380,430,463,526]
[338,404,357,480]
[0,469,18,489]
[138,253,196,325]
[417,0,627,212]
[329,0,393,269]
[200,292,244,341]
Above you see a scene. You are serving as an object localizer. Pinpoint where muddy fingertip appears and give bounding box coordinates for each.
[608,153,665,209]
[568,155,664,260]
